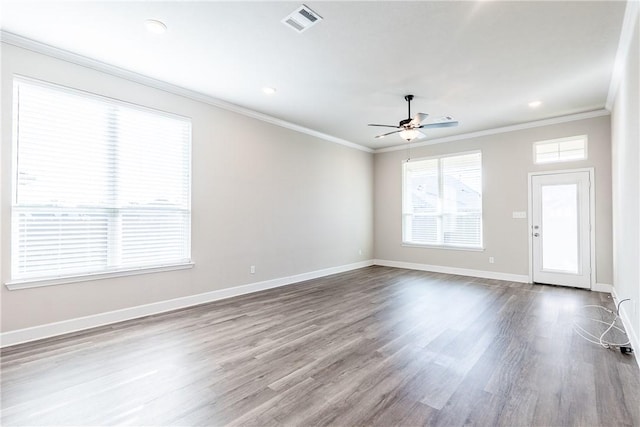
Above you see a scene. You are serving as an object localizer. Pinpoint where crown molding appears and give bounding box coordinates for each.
[0,31,373,154]
[374,109,610,154]
[0,29,617,156]
[605,0,639,110]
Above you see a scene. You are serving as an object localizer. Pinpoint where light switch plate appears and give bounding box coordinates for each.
[512,211,527,219]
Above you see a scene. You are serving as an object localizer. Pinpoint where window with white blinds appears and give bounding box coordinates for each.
[402,151,482,249]
[11,77,192,283]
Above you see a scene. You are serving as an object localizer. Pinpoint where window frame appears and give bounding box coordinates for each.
[7,76,194,290]
[401,150,484,251]
[533,135,588,164]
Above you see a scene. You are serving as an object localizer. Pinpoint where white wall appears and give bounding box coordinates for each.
[374,115,613,285]
[611,7,639,351]
[0,44,374,333]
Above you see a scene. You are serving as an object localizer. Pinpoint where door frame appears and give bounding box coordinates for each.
[527,167,596,289]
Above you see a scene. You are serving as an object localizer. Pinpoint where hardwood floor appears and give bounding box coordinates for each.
[2,266,639,426]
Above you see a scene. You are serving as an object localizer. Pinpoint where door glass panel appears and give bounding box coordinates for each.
[541,184,579,273]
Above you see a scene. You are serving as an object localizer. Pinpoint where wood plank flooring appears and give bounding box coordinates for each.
[1,266,639,426]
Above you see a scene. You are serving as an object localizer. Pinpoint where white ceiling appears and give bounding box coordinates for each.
[0,1,627,150]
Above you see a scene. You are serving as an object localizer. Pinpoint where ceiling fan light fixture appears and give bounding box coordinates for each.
[399,129,420,141]
[369,94,457,143]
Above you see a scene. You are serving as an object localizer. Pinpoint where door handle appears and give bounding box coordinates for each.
[533,232,540,237]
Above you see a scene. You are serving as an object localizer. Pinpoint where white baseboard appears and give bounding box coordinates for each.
[373,260,615,294]
[611,288,640,369]
[373,259,530,283]
[0,260,374,348]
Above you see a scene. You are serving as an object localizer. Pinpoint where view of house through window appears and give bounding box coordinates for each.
[11,77,192,282]
[402,151,482,249]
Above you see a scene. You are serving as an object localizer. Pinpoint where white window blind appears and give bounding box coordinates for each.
[11,77,192,282]
[534,135,587,164]
[403,151,482,248]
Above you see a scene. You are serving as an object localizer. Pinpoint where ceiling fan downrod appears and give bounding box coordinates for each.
[399,94,414,127]
[405,95,414,119]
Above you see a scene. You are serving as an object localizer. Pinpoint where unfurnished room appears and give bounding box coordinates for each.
[1,1,639,426]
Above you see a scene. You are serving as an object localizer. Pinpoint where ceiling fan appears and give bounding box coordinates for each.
[368,95,459,141]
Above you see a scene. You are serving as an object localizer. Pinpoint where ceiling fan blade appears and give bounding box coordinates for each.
[419,120,459,129]
[375,129,402,138]
[409,112,429,127]
[368,123,400,128]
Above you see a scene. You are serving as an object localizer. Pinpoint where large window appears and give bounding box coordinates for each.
[402,151,482,249]
[11,77,192,284]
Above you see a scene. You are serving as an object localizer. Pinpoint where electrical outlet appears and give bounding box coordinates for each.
[489,257,495,264]
[358,249,362,255]
[250,265,255,274]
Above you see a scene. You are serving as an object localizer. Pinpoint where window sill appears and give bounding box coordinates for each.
[402,243,485,252]
[5,262,195,290]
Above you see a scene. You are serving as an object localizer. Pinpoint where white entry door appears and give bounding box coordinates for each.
[531,171,591,289]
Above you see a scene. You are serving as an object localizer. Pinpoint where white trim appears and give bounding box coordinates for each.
[0,31,372,154]
[605,0,640,110]
[5,262,195,290]
[0,31,611,156]
[373,259,529,283]
[0,260,374,348]
[375,110,610,154]
[528,168,596,290]
[592,283,613,293]
[14,74,191,121]
[611,287,640,369]
[404,148,482,164]
[0,30,614,156]
[401,243,484,252]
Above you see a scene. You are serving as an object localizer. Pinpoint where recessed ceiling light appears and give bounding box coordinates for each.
[528,100,542,108]
[262,87,277,95]
[145,19,167,34]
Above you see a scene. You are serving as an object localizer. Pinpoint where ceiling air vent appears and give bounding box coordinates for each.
[282,4,323,33]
